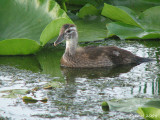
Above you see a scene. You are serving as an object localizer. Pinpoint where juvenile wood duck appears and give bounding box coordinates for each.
[54,24,152,68]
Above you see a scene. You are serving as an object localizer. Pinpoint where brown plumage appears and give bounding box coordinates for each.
[54,24,152,68]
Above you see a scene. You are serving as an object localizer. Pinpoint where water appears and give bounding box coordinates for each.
[0,39,159,120]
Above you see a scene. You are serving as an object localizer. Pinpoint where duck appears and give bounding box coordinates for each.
[54,24,152,68]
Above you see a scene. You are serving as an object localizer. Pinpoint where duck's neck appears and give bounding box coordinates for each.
[65,38,78,55]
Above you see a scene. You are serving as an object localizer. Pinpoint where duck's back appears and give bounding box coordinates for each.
[61,46,147,68]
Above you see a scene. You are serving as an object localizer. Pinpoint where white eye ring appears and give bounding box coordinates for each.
[65,27,76,33]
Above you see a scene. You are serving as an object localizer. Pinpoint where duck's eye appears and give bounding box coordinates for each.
[67,30,71,33]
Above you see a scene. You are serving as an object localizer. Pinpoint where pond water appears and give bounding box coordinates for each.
[0,39,160,120]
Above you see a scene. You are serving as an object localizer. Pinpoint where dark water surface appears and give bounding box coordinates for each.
[0,39,160,120]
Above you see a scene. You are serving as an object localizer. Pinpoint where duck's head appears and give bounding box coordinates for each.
[54,24,78,46]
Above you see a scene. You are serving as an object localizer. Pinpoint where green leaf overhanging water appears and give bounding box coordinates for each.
[0,0,72,55]
[101,3,160,40]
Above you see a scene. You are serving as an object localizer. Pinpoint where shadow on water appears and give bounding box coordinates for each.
[61,64,138,81]
[36,45,64,77]
[0,45,63,77]
[0,55,41,72]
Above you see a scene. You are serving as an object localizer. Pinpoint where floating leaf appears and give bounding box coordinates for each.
[101,101,109,111]
[137,107,160,120]
[0,89,30,98]
[23,96,38,103]
[22,96,48,104]
[107,98,160,113]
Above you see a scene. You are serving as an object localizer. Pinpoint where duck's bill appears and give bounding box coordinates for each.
[54,34,64,46]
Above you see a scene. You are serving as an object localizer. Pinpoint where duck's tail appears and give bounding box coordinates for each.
[136,56,155,63]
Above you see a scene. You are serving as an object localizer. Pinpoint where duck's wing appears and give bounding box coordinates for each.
[80,46,139,65]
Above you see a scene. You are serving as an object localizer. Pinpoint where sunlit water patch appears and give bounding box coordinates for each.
[0,39,160,120]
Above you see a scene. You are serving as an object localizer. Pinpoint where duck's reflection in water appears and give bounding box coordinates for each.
[52,64,140,116]
[61,63,139,83]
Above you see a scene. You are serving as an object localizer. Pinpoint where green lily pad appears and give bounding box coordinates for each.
[107,22,160,39]
[137,107,160,120]
[0,0,72,55]
[23,96,38,103]
[0,39,40,55]
[101,101,109,111]
[77,3,100,18]
[0,89,30,98]
[139,6,160,30]
[101,3,141,28]
[22,96,48,104]
[102,3,160,39]
[106,22,143,39]
[107,98,160,113]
